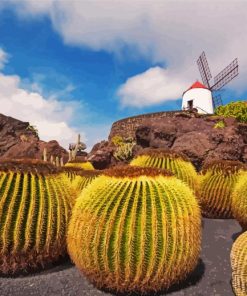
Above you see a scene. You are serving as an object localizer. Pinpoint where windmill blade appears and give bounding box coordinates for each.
[197,51,212,88]
[212,94,223,109]
[211,58,238,91]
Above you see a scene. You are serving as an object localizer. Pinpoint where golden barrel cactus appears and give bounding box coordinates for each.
[232,171,247,230]
[230,231,247,296]
[130,148,199,196]
[67,166,201,293]
[62,166,83,183]
[64,160,94,170]
[199,161,246,218]
[72,170,102,193]
[0,159,75,274]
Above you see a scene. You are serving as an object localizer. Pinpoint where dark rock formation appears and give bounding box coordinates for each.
[0,113,68,161]
[135,115,246,170]
[89,112,247,171]
[87,141,116,170]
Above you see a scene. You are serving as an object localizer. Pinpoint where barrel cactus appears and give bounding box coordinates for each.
[0,159,75,274]
[130,148,199,196]
[230,231,247,296]
[232,171,247,230]
[67,166,201,293]
[64,160,94,170]
[72,170,102,192]
[62,166,83,183]
[199,160,246,218]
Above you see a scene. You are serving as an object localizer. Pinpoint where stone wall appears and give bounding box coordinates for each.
[109,110,183,140]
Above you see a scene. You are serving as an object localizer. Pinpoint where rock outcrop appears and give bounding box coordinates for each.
[0,113,68,161]
[89,112,247,171]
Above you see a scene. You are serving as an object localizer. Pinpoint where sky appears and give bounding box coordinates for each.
[0,0,246,151]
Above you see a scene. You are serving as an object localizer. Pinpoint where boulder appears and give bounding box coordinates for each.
[0,113,68,161]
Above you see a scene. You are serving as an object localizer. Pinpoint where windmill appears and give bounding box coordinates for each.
[182,52,239,114]
[197,51,239,109]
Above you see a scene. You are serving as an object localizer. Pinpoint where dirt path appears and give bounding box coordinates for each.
[0,218,242,296]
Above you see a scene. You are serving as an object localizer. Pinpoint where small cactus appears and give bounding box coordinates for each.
[0,159,76,274]
[130,148,199,196]
[199,160,246,218]
[230,231,247,296]
[43,148,47,162]
[67,166,201,293]
[55,156,60,167]
[232,171,247,230]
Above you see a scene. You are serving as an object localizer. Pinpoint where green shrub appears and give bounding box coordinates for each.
[214,120,225,128]
[215,101,247,123]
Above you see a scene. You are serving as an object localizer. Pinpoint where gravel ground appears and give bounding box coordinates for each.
[0,218,242,296]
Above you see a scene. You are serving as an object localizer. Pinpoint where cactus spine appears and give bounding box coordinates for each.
[199,161,246,218]
[130,148,199,196]
[67,166,201,293]
[0,159,75,274]
[230,231,247,296]
[72,170,101,192]
[232,172,247,230]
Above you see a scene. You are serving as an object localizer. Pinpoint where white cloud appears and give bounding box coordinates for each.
[4,0,247,106]
[118,67,188,107]
[0,71,82,148]
[0,48,92,149]
[0,48,8,70]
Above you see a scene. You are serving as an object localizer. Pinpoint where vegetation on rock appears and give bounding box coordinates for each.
[215,101,247,123]
[213,120,225,129]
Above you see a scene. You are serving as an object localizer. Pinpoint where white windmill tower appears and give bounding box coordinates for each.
[182,52,239,114]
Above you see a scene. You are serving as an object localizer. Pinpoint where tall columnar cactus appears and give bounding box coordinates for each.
[72,170,101,192]
[67,166,201,293]
[0,159,75,274]
[230,231,247,296]
[130,148,199,196]
[232,171,247,230]
[64,160,94,170]
[199,161,246,218]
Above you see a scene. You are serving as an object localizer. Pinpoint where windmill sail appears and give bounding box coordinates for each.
[211,58,238,91]
[212,94,223,109]
[197,52,212,88]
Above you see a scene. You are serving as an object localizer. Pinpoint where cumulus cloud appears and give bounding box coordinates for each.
[3,0,246,106]
[118,67,188,107]
[0,48,86,149]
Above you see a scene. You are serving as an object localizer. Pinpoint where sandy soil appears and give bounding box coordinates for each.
[0,218,242,296]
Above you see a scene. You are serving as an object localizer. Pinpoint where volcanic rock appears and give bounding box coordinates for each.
[90,113,247,171]
[0,113,68,161]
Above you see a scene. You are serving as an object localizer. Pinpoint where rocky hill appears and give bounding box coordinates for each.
[0,113,68,161]
[88,112,247,170]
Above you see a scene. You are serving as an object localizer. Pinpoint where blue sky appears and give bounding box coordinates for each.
[0,1,246,150]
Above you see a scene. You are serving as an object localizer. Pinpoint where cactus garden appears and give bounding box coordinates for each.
[0,144,246,295]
